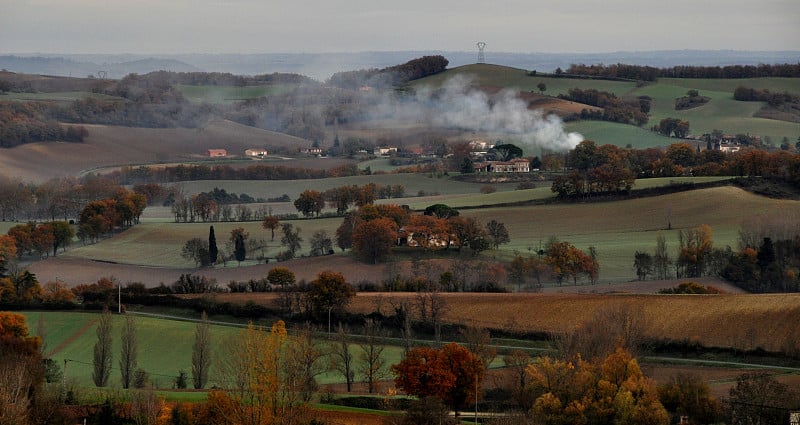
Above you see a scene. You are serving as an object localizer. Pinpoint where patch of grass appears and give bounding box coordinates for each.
[176,84,296,104]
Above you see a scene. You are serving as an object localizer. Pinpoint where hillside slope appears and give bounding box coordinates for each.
[0,119,310,182]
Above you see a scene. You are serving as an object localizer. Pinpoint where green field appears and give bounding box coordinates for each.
[176,84,296,104]
[414,65,800,147]
[21,311,406,391]
[64,180,794,283]
[564,121,674,148]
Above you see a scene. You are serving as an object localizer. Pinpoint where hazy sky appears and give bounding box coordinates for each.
[2,0,799,54]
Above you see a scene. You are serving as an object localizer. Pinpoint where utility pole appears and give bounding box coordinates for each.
[62,359,67,401]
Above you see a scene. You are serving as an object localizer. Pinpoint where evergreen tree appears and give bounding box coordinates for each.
[208,225,218,265]
[234,233,246,264]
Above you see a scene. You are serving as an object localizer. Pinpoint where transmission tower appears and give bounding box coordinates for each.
[476,42,486,64]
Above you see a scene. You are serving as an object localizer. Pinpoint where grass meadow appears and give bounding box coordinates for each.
[22,311,408,390]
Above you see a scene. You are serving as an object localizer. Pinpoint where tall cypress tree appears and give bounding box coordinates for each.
[208,226,218,266]
[234,233,246,264]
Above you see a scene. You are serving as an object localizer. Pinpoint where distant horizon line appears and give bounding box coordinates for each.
[3,49,800,56]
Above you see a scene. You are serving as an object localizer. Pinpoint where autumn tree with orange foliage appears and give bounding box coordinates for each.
[526,348,668,425]
[545,239,598,285]
[392,342,485,416]
[677,224,713,278]
[0,311,44,425]
[0,235,17,277]
[352,217,398,264]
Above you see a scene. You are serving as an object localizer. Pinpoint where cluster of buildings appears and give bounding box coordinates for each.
[205,139,534,174]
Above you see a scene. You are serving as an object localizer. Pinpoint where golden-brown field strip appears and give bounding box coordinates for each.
[194,291,799,353]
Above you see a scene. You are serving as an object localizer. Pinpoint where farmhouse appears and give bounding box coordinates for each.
[207,149,227,157]
[397,229,449,248]
[301,147,323,155]
[245,148,268,158]
[373,146,398,156]
[473,158,531,173]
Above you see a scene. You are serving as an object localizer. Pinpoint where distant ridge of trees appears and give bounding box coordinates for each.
[565,62,800,81]
[328,55,449,89]
[136,70,316,86]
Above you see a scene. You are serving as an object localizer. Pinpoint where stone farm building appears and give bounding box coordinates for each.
[207,149,227,157]
[473,158,530,173]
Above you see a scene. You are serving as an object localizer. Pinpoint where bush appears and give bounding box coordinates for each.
[133,369,149,388]
[480,185,497,194]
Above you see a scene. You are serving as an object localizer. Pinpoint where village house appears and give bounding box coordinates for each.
[245,148,268,158]
[373,146,398,156]
[207,149,227,157]
[473,158,531,173]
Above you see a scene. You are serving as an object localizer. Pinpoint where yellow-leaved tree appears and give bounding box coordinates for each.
[212,320,295,425]
[526,348,669,425]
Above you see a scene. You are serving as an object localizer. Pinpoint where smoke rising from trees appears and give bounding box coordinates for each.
[398,75,584,152]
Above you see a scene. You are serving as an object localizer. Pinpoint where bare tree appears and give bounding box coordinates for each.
[358,319,388,394]
[555,305,649,361]
[653,232,671,280]
[119,314,138,389]
[461,323,496,370]
[286,323,325,403]
[92,309,113,387]
[191,311,212,389]
[330,324,355,392]
[130,389,163,425]
[429,291,448,344]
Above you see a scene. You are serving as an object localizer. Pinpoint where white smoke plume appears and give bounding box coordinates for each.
[403,74,584,152]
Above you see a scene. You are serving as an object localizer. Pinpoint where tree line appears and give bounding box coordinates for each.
[734,85,800,106]
[133,70,315,87]
[558,88,650,126]
[0,101,88,147]
[566,62,800,81]
[550,140,800,199]
[109,162,361,185]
